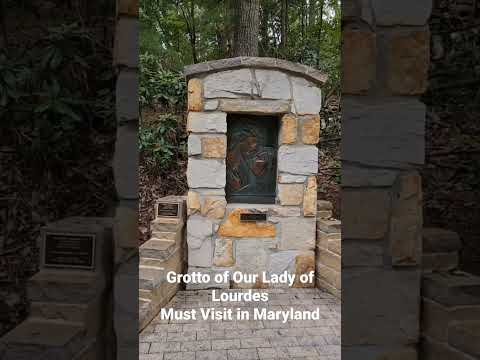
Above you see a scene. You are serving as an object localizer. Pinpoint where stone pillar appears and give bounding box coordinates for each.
[112,0,139,359]
[342,0,432,358]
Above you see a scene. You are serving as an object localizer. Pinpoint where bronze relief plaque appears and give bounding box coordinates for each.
[226,115,278,204]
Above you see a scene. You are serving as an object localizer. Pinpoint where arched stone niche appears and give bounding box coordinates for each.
[184,57,327,289]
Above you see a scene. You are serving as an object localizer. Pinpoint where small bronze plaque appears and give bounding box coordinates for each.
[157,203,179,218]
[44,233,96,270]
[240,213,267,222]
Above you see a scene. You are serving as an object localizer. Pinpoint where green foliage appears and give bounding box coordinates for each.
[140,53,186,110]
[139,113,187,173]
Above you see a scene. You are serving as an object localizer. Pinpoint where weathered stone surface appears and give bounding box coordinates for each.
[317,200,333,211]
[328,238,341,255]
[255,70,291,100]
[188,238,213,268]
[188,134,202,156]
[278,184,304,205]
[318,249,341,272]
[114,17,139,68]
[422,272,480,307]
[316,263,341,289]
[187,218,213,249]
[423,228,462,253]
[185,268,230,290]
[291,77,322,115]
[342,164,398,187]
[218,209,276,238]
[270,206,301,217]
[116,69,138,123]
[187,112,227,133]
[343,97,425,168]
[187,159,226,189]
[448,321,480,358]
[342,189,390,239]
[187,191,201,215]
[280,217,316,250]
[203,69,253,98]
[423,252,459,273]
[293,251,315,288]
[268,250,297,275]
[118,0,139,16]
[188,78,203,111]
[342,26,375,94]
[213,239,235,267]
[372,0,432,26]
[277,174,306,183]
[342,239,384,267]
[280,114,297,144]
[303,176,317,217]
[343,267,421,345]
[202,136,227,158]
[115,202,138,248]
[278,145,318,175]
[204,100,219,111]
[422,297,480,342]
[234,240,268,287]
[387,30,430,95]
[317,219,341,234]
[113,122,138,200]
[201,197,227,220]
[302,115,320,144]
[217,99,290,114]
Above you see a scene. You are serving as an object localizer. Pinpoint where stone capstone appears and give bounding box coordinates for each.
[255,69,291,100]
[187,159,226,189]
[187,112,227,133]
[203,69,253,98]
[278,145,318,175]
[291,77,322,115]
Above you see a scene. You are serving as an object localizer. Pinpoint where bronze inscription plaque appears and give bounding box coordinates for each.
[44,233,95,270]
[240,213,267,222]
[226,115,278,204]
[157,203,179,217]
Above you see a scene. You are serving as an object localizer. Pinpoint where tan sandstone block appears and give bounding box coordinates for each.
[303,176,317,216]
[387,30,429,95]
[342,26,376,94]
[293,252,315,288]
[302,115,321,144]
[280,114,297,144]
[278,184,304,205]
[213,239,235,267]
[118,0,139,16]
[201,197,227,219]
[187,191,201,215]
[188,78,203,111]
[218,209,276,238]
[202,136,227,158]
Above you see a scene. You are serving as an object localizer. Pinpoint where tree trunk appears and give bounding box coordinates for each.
[280,0,288,50]
[233,0,260,57]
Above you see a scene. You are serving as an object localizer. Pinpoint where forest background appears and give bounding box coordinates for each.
[139,0,342,243]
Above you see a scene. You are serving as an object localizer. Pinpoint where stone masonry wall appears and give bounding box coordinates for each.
[112,0,139,359]
[184,58,326,289]
[342,0,431,358]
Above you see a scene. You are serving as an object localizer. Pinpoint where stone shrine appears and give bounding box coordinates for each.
[184,57,327,289]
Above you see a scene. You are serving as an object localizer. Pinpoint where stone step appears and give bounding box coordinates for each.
[139,288,153,300]
[151,230,177,241]
[139,264,165,280]
[140,239,177,262]
[27,270,106,304]
[0,318,89,360]
[140,257,166,268]
[150,218,183,233]
[449,321,480,358]
[422,271,480,306]
[148,238,175,248]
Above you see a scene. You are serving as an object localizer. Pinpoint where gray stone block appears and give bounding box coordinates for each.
[114,17,139,68]
[291,77,322,115]
[343,97,425,168]
[187,112,227,133]
[187,159,226,188]
[187,218,213,249]
[278,145,318,175]
[280,217,316,250]
[188,135,202,156]
[116,69,138,123]
[255,70,291,100]
[203,69,253,98]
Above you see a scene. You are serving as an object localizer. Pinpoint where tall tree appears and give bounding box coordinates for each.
[232,0,260,57]
[280,0,288,50]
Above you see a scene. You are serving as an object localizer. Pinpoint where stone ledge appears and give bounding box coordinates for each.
[184,57,328,86]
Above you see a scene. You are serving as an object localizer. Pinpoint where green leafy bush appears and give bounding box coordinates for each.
[140,53,186,110]
[139,113,187,173]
